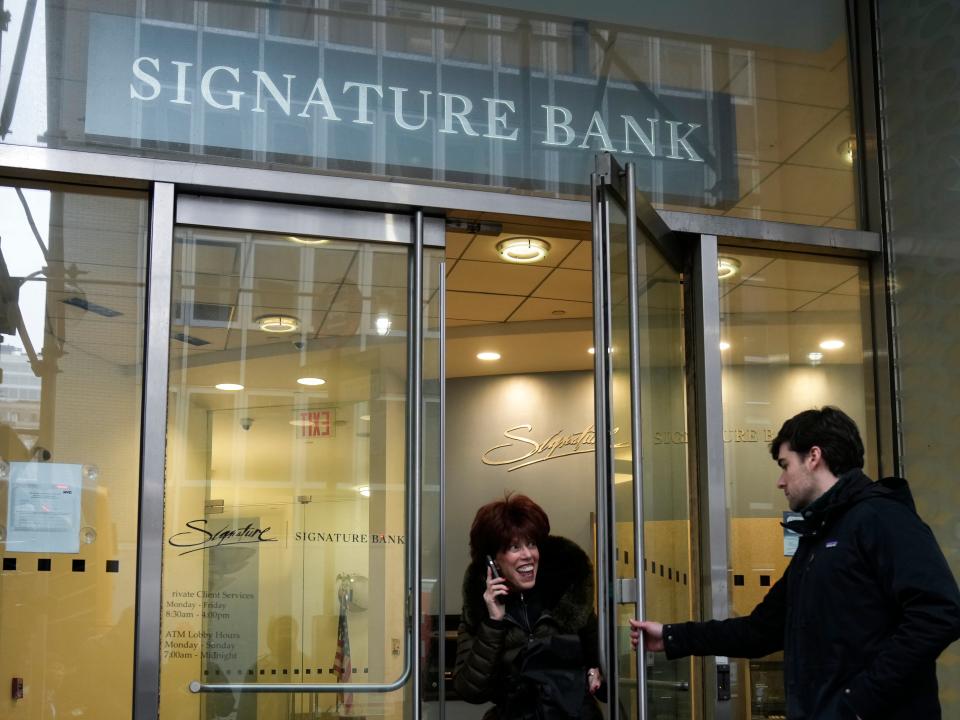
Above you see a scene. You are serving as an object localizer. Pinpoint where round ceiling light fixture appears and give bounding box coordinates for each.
[819,339,845,350]
[717,256,741,280]
[296,376,326,386]
[257,314,300,333]
[215,383,244,391]
[808,352,824,363]
[496,237,551,264]
[477,351,501,361]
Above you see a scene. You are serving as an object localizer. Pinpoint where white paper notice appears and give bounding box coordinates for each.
[6,462,82,553]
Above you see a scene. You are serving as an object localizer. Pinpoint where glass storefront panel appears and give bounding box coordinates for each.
[717,246,875,719]
[607,195,693,717]
[160,226,414,719]
[0,182,148,718]
[3,1,855,224]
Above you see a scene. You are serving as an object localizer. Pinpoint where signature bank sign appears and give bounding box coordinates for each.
[84,13,738,204]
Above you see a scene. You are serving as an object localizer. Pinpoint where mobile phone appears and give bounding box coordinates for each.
[485,555,501,578]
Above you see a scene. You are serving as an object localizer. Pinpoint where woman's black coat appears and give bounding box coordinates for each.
[453,535,603,720]
[662,470,960,719]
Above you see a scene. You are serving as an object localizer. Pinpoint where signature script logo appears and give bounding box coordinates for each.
[167,519,279,556]
[481,423,626,472]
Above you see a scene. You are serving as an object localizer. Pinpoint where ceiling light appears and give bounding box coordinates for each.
[588,347,595,355]
[719,341,730,351]
[257,314,300,333]
[215,383,244,391]
[808,352,824,363]
[297,377,326,386]
[837,137,856,165]
[819,339,845,350]
[356,485,371,497]
[375,315,392,336]
[286,235,329,245]
[359,415,371,422]
[717,257,741,280]
[477,351,501,361]
[496,237,551,264]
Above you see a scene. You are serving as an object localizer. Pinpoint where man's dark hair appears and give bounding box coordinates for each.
[769,406,864,475]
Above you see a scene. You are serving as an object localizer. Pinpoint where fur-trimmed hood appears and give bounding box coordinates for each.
[460,535,594,632]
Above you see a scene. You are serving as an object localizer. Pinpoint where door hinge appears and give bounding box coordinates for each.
[616,578,638,604]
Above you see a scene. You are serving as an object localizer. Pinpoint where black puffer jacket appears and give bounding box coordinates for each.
[663,469,960,719]
[453,535,603,720]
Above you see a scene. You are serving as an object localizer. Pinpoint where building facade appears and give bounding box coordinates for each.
[0,1,956,719]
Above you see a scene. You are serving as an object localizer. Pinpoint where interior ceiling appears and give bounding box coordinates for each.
[39,218,867,390]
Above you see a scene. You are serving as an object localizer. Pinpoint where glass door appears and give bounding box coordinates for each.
[592,154,695,720]
[157,198,442,720]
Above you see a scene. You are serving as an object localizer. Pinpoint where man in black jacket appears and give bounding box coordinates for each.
[631,406,960,719]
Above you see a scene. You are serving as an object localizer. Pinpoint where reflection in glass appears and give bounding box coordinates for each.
[0,183,148,719]
[718,247,874,719]
[2,0,857,222]
[160,228,412,719]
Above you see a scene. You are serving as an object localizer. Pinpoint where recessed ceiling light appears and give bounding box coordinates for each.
[819,339,845,350]
[719,341,731,351]
[717,257,741,280]
[359,415,371,422]
[496,237,551,264]
[588,347,595,355]
[477,351,501,361]
[297,377,326,386]
[256,314,300,333]
[375,315,392,336]
[215,383,244,391]
[356,485,371,497]
[808,352,824,362]
[286,235,329,245]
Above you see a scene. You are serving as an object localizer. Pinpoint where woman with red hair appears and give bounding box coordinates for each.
[453,493,604,719]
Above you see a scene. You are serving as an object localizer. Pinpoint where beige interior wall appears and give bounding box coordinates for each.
[159,377,408,719]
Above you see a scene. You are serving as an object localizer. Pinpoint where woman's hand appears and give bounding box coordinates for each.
[483,566,508,620]
[586,667,602,694]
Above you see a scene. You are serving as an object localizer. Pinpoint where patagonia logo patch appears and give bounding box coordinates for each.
[825,540,839,548]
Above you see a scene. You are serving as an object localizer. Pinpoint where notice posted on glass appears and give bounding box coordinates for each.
[6,462,82,553]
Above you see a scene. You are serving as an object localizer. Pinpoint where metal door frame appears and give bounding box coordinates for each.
[134,192,441,720]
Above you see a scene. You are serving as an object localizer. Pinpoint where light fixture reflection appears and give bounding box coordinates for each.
[356,485,371,497]
[256,314,300,333]
[375,315,392,336]
[477,351,501,361]
[719,341,731,351]
[587,347,595,355]
[286,235,330,246]
[808,352,824,363]
[717,256,741,280]
[496,237,551,264]
[215,383,244,391]
[819,339,845,350]
[297,377,326,386]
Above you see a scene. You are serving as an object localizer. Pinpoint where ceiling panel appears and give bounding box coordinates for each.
[446,291,523,322]
[743,258,857,293]
[734,163,855,217]
[560,241,592,270]
[534,268,593,302]
[446,259,550,295]
[509,297,592,322]
[734,99,839,163]
[722,284,821,314]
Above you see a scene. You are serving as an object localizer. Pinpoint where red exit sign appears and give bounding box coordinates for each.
[296,409,335,438]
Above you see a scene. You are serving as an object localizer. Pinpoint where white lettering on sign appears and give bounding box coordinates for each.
[127,58,705,162]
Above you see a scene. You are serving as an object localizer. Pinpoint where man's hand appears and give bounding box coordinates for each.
[629,619,665,652]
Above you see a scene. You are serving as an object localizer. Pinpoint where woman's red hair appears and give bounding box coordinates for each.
[468,493,550,562]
